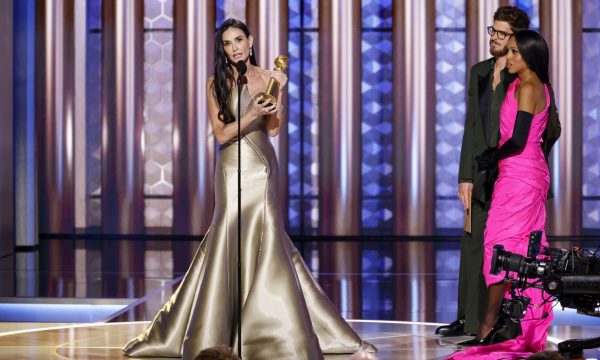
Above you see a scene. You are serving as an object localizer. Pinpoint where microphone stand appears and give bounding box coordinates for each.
[235,63,245,359]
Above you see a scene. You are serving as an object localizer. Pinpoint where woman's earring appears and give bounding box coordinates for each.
[250,48,253,56]
[225,58,228,64]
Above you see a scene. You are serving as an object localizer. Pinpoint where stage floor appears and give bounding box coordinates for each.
[2,239,600,359]
[2,320,600,359]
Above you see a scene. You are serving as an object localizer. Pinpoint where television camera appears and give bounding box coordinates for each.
[491,230,600,359]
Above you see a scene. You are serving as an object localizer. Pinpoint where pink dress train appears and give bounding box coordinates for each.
[448,78,554,359]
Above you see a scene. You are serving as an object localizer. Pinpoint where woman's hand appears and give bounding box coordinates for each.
[475,148,498,172]
[248,96,278,119]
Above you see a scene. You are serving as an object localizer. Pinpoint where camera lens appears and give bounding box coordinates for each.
[491,244,545,277]
[491,245,506,275]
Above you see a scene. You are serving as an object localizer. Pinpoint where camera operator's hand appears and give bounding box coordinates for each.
[458,182,472,210]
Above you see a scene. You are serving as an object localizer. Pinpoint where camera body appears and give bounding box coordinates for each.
[491,231,600,319]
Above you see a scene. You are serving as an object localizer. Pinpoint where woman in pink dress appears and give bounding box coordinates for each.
[448,30,559,359]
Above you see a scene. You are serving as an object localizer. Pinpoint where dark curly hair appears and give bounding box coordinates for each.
[212,19,257,124]
[494,6,531,32]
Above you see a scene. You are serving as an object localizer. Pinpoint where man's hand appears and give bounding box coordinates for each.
[458,182,473,210]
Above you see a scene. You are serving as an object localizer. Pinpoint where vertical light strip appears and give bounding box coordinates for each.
[74,0,86,228]
[331,0,361,234]
[192,0,206,230]
[255,0,289,217]
[102,0,144,233]
[115,2,125,222]
[39,0,75,233]
[401,0,435,234]
[38,0,76,294]
[258,0,281,154]
[547,0,581,235]
[172,0,215,234]
[478,0,499,62]
[316,0,362,314]
[392,0,406,235]
[55,0,65,194]
[407,1,422,213]
[125,1,136,203]
[73,0,87,296]
[44,0,57,230]
[195,1,216,232]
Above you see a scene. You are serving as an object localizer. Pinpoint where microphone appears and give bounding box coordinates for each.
[236,60,247,77]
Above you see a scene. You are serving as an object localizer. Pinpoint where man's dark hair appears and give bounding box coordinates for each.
[493,6,531,32]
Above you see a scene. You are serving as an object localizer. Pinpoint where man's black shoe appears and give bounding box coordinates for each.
[435,316,466,337]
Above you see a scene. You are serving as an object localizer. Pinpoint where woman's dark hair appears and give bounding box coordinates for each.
[494,6,530,32]
[212,18,257,124]
[513,30,550,84]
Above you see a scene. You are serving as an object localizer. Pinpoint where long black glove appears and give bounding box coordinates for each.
[475,110,534,172]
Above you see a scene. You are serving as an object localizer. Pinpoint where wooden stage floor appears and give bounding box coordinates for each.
[2,319,599,359]
[2,239,600,359]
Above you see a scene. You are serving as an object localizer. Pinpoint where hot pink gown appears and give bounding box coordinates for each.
[448,78,554,359]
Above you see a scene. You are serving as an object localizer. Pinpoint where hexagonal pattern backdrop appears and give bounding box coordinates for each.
[144,0,174,227]
[435,0,466,229]
[361,0,394,233]
[79,0,598,233]
[144,0,173,29]
[217,0,246,26]
[583,0,600,229]
[288,0,320,235]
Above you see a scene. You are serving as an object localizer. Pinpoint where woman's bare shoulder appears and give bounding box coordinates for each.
[518,80,544,98]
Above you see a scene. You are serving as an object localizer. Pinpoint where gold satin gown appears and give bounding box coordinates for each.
[123,84,376,359]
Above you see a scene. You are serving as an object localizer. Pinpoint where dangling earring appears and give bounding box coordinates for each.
[225,57,228,64]
[250,48,253,56]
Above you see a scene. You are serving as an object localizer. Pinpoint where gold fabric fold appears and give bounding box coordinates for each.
[123,85,374,359]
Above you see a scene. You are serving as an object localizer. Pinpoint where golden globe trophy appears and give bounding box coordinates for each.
[257,55,289,106]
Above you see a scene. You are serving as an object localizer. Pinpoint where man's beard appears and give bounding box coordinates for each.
[489,41,508,57]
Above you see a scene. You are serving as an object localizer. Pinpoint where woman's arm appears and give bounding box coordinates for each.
[475,83,539,171]
[207,77,272,144]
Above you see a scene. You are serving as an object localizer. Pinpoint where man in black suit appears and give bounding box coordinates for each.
[435,6,532,339]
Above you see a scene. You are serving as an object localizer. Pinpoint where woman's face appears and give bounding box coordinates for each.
[506,36,527,74]
[221,27,253,65]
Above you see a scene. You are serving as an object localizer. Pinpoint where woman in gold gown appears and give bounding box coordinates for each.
[122,18,376,360]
